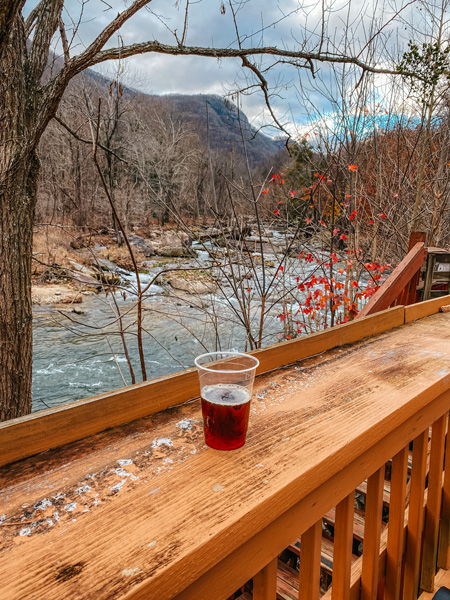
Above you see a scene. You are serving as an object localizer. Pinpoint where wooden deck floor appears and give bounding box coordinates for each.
[1,308,450,599]
[420,569,450,598]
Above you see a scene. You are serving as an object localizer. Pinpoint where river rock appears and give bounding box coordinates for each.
[167,276,215,295]
[127,234,155,257]
[32,285,83,305]
[69,260,96,277]
[158,246,193,258]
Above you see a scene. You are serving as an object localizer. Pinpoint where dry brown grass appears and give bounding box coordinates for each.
[32,226,81,274]
[98,245,146,271]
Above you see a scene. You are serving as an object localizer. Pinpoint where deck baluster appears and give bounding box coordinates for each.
[253,558,277,600]
[404,429,428,600]
[421,414,448,591]
[384,447,408,600]
[332,492,355,600]
[438,412,450,570]
[361,466,385,600]
[299,519,322,600]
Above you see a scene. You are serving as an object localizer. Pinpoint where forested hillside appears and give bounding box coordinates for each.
[36,67,285,230]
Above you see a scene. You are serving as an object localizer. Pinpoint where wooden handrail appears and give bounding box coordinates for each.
[2,298,450,600]
[357,241,427,318]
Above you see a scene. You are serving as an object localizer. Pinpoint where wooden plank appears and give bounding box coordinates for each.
[251,306,405,377]
[0,305,405,469]
[332,492,355,600]
[254,558,278,600]
[438,412,450,569]
[299,519,322,600]
[385,446,409,600]
[277,561,299,600]
[405,294,450,323]
[4,315,450,600]
[421,413,448,591]
[357,243,426,318]
[403,430,429,600]
[361,467,385,600]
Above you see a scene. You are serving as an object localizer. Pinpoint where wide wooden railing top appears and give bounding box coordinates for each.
[1,296,450,600]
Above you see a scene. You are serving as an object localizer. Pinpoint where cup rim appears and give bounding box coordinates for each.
[194,351,259,373]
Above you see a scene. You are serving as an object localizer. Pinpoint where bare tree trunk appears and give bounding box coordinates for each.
[0,15,39,420]
[0,156,39,420]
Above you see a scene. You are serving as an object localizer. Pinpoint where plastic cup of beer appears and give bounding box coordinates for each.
[194,351,259,450]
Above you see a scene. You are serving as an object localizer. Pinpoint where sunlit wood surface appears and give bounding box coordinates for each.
[2,310,450,599]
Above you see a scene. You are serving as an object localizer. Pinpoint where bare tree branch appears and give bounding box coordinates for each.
[53,114,128,164]
[28,0,65,82]
[70,0,154,75]
[59,17,70,64]
[76,40,411,78]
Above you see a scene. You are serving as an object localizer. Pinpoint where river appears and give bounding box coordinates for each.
[32,239,365,413]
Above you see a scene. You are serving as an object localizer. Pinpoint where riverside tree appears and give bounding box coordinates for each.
[0,0,412,421]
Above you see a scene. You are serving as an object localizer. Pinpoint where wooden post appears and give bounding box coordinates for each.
[384,447,408,600]
[361,467,385,600]
[423,255,437,302]
[332,492,355,600]
[299,520,322,600]
[253,558,278,600]
[406,232,427,305]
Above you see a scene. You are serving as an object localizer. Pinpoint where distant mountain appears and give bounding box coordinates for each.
[83,69,285,168]
[161,94,285,167]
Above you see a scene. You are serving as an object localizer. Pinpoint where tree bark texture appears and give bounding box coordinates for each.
[0,14,37,420]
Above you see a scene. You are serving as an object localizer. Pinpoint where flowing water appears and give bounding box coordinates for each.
[32,239,362,413]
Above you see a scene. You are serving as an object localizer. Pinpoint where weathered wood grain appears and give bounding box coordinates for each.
[1,312,450,600]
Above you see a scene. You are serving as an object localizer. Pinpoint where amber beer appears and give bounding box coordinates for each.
[201,384,251,450]
[195,351,259,451]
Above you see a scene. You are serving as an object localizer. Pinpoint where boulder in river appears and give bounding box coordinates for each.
[167,275,216,295]
[158,246,193,258]
[126,234,155,257]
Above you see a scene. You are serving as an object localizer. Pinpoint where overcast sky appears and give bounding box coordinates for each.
[23,0,431,135]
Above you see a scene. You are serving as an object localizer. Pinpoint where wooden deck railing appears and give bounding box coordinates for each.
[357,239,427,318]
[2,295,450,600]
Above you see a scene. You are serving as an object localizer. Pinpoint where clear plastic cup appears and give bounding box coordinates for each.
[194,351,259,450]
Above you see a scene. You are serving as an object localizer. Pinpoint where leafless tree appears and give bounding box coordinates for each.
[0,0,415,420]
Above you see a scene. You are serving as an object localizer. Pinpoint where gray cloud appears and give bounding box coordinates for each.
[23,0,421,133]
